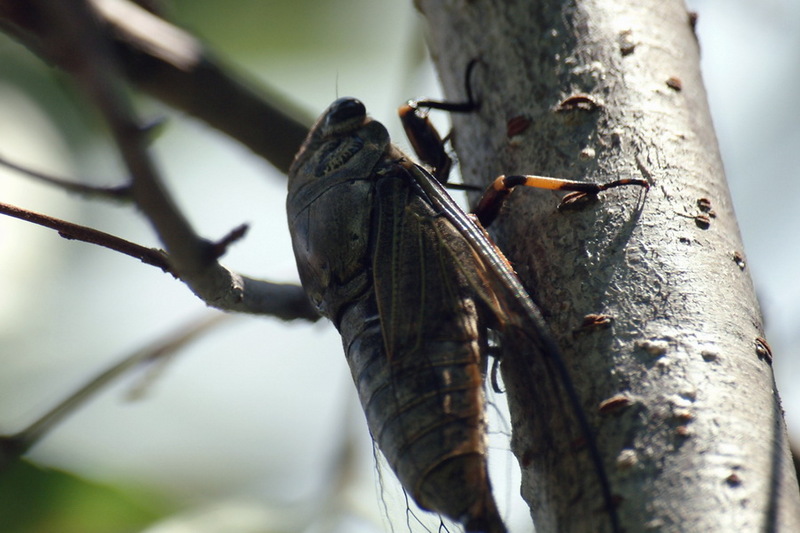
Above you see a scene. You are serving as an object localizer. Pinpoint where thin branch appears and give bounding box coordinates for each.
[94,0,313,172]
[0,0,313,175]
[209,222,249,260]
[8,0,316,321]
[0,313,231,468]
[0,157,308,319]
[0,153,132,200]
[0,200,318,321]
[0,0,319,319]
[0,200,173,273]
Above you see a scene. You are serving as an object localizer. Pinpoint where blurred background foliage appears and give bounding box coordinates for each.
[0,1,798,532]
[0,460,165,533]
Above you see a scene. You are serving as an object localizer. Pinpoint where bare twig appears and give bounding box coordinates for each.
[0,312,232,468]
[0,200,173,273]
[0,153,132,200]
[8,0,316,321]
[0,0,312,174]
[0,155,311,319]
[0,0,319,320]
[209,222,249,260]
[0,199,317,320]
[94,0,315,170]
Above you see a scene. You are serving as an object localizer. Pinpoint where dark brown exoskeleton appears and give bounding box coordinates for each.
[287,91,647,531]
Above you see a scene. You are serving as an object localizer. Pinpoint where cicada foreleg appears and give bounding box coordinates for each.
[398,60,480,185]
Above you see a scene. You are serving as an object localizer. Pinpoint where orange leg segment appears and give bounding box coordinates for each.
[475,174,650,227]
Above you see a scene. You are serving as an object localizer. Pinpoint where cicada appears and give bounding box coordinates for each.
[287,96,645,532]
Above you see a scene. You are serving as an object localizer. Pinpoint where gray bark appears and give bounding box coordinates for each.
[415,0,800,531]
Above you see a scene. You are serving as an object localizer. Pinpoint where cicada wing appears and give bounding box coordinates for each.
[405,163,559,355]
[370,165,489,359]
[368,162,503,530]
[406,164,620,531]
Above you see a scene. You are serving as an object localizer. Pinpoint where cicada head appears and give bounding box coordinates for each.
[288,97,390,195]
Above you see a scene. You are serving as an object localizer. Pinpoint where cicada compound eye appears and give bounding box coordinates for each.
[324,98,367,135]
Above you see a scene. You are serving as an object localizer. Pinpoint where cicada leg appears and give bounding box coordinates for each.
[398,60,649,227]
[474,174,650,227]
[398,60,479,184]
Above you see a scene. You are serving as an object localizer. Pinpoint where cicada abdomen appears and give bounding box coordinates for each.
[339,183,504,532]
[288,98,506,532]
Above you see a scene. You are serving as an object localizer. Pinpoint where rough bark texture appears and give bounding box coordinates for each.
[415,0,800,531]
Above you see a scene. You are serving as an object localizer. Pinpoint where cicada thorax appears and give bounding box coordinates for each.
[287,109,388,321]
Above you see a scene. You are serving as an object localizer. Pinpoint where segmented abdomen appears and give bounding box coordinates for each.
[338,293,504,533]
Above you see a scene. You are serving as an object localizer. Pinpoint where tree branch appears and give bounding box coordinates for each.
[0,0,312,175]
[0,200,316,321]
[7,0,318,322]
[0,153,132,200]
[0,313,232,469]
[416,0,800,531]
[0,201,172,273]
